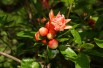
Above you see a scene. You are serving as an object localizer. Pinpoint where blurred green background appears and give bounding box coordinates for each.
[0,0,103,68]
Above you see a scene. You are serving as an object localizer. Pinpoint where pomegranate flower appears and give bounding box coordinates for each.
[49,10,72,31]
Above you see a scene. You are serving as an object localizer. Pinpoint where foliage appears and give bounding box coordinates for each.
[0,0,103,68]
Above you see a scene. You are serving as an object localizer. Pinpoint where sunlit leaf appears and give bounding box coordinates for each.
[61,0,74,7]
[75,53,90,68]
[21,59,41,68]
[81,43,94,50]
[94,38,103,48]
[58,38,69,42]
[59,46,77,60]
[33,0,37,4]
[21,59,34,68]
[31,62,41,68]
[92,17,98,22]
[70,29,82,45]
[17,31,35,38]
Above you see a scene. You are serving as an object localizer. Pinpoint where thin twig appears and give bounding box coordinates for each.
[0,52,21,63]
[67,4,73,18]
[25,0,33,20]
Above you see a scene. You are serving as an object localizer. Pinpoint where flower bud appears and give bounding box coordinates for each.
[48,39,58,49]
[34,32,41,41]
[41,39,47,44]
[47,33,55,40]
[39,27,48,36]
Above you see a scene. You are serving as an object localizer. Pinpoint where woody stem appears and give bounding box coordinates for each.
[0,52,21,63]
[67,4,73,18]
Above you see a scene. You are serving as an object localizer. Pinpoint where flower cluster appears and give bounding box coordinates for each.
[34,10,72,49]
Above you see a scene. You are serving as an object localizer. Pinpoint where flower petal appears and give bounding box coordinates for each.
[64,26,72,29]
[49,10,54,20]
[56,12,61,18]
[66,19,71,23]
[49,10,72,31]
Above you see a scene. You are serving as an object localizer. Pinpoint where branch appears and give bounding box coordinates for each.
[0,52,21,63]
[25,0,32,20]
[67,4,73,18]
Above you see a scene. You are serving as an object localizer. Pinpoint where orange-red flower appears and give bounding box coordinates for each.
[45,22,56,39]
[34,10,72,49]
[49,10,72,31]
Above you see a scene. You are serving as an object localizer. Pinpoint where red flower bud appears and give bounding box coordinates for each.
[41,39,47,44]
[45,22,56,40]
[48,39,58,49]
[39,27,48,36]
[34,32,41,41]
[88,19,95,27]
[47,33,55,40]
[45,22,55,30]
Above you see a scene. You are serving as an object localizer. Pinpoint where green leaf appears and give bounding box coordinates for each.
[47,47,59,59]
[86,50,103,57]
[94,38,103,48]
[81,43,94,50]
[58,38,69,42]
[33,0,37,4]
[0,56,5,62]
[95,15,103,30]
[61,0,74,7]
[70,29,82,45]
[31,62,42,68]
[1,0,14,5]
[21,59,41,68]
[21,59,34,68]
[75,53,90,68]
[92,17,98,22]
[17,31,35,38]
[59,46,77,61]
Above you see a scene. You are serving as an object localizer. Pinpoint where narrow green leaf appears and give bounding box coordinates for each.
[95,15,103,30]
[1,0,14,5]
[21,59,41,68]
[32,62,41,68]
[81,43,94,50]
[61,0,74,7]
[75,53,90,68]
[17,31,35,38]
[58,38,69,42]
[70,29,82,45]
[59,46,77,60]
[94,38,103,48]
[86,50,103,57]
